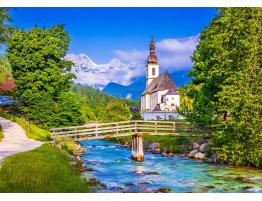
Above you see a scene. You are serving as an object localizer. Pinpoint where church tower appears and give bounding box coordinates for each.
[146,38,159,87]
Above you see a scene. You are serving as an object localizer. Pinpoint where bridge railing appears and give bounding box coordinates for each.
[50,120,216,142]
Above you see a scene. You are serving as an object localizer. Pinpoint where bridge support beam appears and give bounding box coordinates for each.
[131,133,144,162]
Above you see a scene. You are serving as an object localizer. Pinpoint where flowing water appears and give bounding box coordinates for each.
[80,140,262,193]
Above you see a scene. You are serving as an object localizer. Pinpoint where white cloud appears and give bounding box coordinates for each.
[114,35,199,73]
[113,49,147,64]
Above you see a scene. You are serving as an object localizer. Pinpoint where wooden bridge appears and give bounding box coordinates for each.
[50,120,215,162]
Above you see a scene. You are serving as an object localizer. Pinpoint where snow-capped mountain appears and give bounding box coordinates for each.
[64,53,142,89]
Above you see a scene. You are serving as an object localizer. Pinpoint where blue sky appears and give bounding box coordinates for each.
[9,8,217,63]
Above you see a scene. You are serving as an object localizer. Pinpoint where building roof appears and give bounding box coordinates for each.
[142,71,178,95]
[164,88,179,95]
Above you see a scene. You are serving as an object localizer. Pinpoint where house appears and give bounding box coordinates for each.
[140,39,183,120]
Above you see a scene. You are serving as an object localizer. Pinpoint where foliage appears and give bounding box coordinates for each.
[187,8,262,167]
[6,25,86,128]
[0,125,3,141]
[0,8,13,49]
[0,144,90,192]
[0,55,12,84]
[71,84,137,122]
[131,111,142,120]
[177,86,193,118]
[7,25,75,105]
[0,111,51,141]
[102,101,131,122]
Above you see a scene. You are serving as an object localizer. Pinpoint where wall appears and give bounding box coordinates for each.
[141,112,184,120]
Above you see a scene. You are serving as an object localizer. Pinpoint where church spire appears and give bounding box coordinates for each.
[147,37,158,64]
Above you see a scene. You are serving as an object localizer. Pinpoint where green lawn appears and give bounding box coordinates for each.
[0,111,51,141]
[0,143,90,193]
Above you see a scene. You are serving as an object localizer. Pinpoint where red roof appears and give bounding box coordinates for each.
[0,78,16,91]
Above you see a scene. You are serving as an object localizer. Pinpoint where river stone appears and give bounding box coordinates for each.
[152,148,161,154]
[208,155,217,163]
[189,149,198,158]
[194,152,205,160]
[162,152,174,157]
[199,143,209,152]
[192,142,200,150]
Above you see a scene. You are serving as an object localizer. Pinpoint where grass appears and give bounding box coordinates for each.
[0,111,51,141]
[0,143,90,193]
[0,125,3,141]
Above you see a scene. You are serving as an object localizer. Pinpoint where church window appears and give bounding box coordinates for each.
[152,68,155,75]
[171,103,174,106]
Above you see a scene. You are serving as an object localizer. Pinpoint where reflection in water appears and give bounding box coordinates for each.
[80,140,262,193]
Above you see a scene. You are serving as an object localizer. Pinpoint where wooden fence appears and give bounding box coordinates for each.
[50,120,216,142]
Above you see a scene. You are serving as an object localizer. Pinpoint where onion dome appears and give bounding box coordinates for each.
[147,38,158,64]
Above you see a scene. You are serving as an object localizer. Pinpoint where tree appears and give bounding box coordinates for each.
[0,55,12,84]
[0,8,12,49]
[188,8,262,167]
[6,25,83,128]
[7,25,75,106]
[102,102,131,122]
[51,92,86,127]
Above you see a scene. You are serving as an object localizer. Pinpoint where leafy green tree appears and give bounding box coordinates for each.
[7,25,75,106]
[0,8,13,48]
[6,25,85,128]
[102,102,131,122]
[188,8,262,167]
[51,92,86,127]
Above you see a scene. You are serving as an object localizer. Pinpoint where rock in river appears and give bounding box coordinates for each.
[207,155,217,163]
[188,149,198,158]
[192,142,200,149]
[194,152,205,160]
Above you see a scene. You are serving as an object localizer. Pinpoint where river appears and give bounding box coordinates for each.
[80,140,262,193]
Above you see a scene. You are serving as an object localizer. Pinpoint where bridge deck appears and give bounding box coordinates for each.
[50,120,215,142]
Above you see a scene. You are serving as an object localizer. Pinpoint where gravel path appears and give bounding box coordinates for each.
[0,116,44,162]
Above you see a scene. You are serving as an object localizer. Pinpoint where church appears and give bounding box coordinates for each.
[140,39,182,120]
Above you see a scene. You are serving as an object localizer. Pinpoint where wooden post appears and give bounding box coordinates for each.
[155,121,157,134]
[95,125,98,137]
[131,133,144,162]
[116,122,119,135]
[173,122,176,133]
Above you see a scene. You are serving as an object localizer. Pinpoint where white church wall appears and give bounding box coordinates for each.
[146,63,159,86]
[145,94,150,110]
[164,95,180,110]
[141,111,184,120]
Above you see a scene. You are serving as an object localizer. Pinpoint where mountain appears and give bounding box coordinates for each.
[64,53,137,89]
[103,69,192,100]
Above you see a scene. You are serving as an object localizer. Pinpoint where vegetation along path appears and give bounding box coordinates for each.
[0,116,43,162]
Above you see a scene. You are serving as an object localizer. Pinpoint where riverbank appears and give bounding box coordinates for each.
[0,143,90,192]
[109,135,212,160]
[0,112,90,192]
